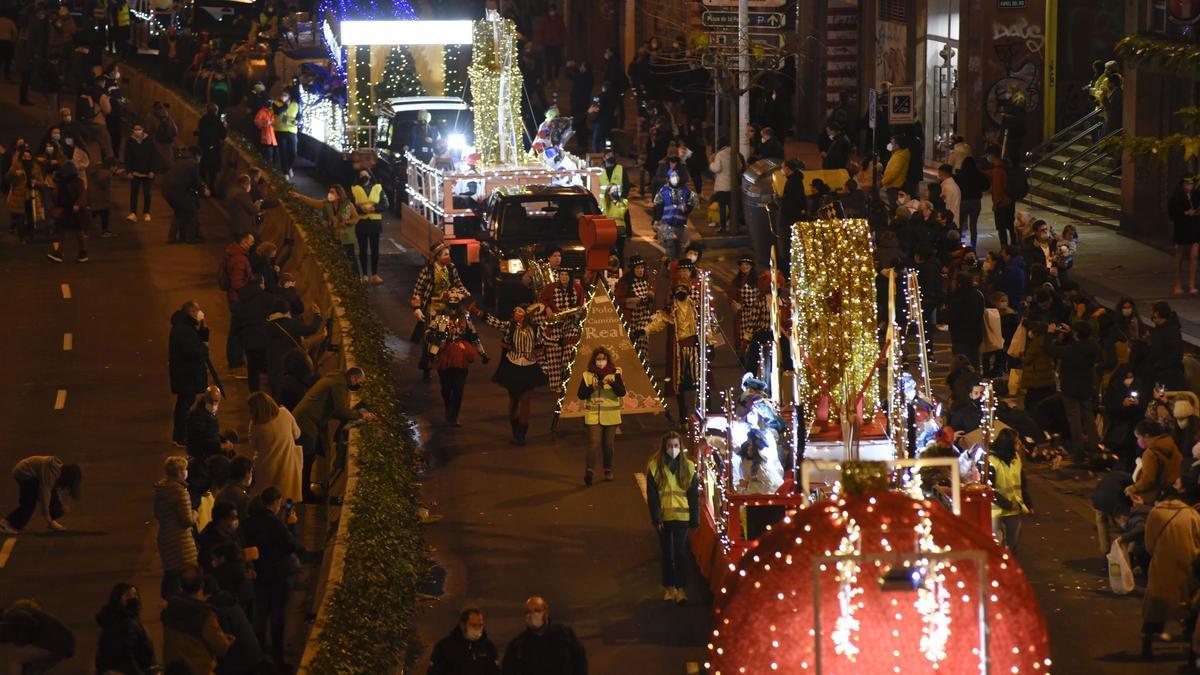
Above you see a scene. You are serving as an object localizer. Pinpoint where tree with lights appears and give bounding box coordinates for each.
[375,46,426,100]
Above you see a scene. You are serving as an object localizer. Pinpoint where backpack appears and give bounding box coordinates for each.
[217,256,231,291]
[1006,164,1029,201]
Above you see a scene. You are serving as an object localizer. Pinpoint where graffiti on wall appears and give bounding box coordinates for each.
[985,18,1044,127]
[876,20,907,86]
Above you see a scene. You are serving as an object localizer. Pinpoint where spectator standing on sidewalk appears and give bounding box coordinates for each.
[234,275,275,392]
[247,391,303,505]
[428,607,501,675]
[163,147,209,244]
[150,101,179,170]
[94,583,157,675]
[169,300,211,446]
[0,456,81,534]
[945,272,985,369]
[161,566,233,673]
[155,456,197,599]
[229,173,262,240]
[351,169,385,284]
[223,232,255,373]
[1043,321,1101,458]
[264,298,324,396]
[46,161,89,263]
[1138,301,1187,392]
[293,368,373,502]
[501,596,586,675]
[1140,484,1200,661]
[983,145,1017,247]
[0,13,15,82]
[6,143,41,243]
[708,138,734,232]
[198,103,227,192]
[646,431,699,603]
[272,90,298,178]
[242,487,300,668]
[124,121,156,222]
[937,163,962,234]
[87,156,114,238]
[1168,176,1200,296]
[536,5,566,81]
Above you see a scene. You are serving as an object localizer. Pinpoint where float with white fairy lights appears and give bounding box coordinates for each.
[687,215,1005,588]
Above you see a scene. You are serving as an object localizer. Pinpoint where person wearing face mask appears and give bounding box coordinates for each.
[6,146,42,242]
[254,96,278,164]
[427,292,487,427]
[576,347,626,485]
[881,134,910,206]
[645,431,699,602]
[600,182,630,259]
[708,136,734,232]
[501,596,586,675]
[352,170,386,284]
[470,303,550,445]
[653,169,698,259]
[1103,365,1146,472]
[987,429,1031,552]
[538,267,586,415]
[155,456,198,599]
[169,300,212,446]
[428,607,501,675]
[1171,400,1200,461]
[614,255,655,356]
[163,146,211,244]
[755,126,784,162]
[187,387,237,465]
[272,91,299,177]
[821,122,851,170]
[264,297,324,395]
[292,368,377,502]
[229,173,263,238]
[728,254,767,369]
[1042,321,1101,459]
[1126,420,1183,506]
[95,582,157,675]
[124,122,157,222]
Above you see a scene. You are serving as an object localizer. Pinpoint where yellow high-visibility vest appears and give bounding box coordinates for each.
[582,371,622,426]
[990,454,1029,518]
[273,100,298,134]
[352,184,383,221]
[648,455,695,522]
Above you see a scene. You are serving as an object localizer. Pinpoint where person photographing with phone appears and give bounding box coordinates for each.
[242,486,301,669]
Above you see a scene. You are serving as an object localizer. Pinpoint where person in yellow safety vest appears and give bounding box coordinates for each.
[601,183,629,261]
[987,428,1031,552]
[350,170,385,285]
[645,430,699,603]
[272,91,299,177]
[576,347,626,486]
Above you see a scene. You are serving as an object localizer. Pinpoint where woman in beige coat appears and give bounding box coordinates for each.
[1142,485,1200,660]
[154,456,196,599]
[247,392,303,504]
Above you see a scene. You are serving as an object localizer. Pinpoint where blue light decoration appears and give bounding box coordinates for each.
[306,0,419,150]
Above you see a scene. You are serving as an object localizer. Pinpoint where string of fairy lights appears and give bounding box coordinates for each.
[467,14,525,166]
[789,218,880,423]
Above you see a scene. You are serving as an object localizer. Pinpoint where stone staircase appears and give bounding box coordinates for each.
[1024,141,1122,229]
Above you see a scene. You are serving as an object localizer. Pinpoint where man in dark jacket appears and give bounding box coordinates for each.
[242,487,300,666]
[162,146,209,243]
[197,103,227,191]
[913,247,944,360]
[1044,321,1101,456]
[292,368,371,502]
[161,567,233,674]
[227,173,261,239]
[771,159,806,276]
[945,274,986,368]
[0,599,75,673]
[1140,301,1187,392]
[820,123,851,170]
[755,126,785,162]
[196,501,240,572]
[234,275,274,392]
[224,232,255,372]
[124,121,157,222]
[429,607,501,675]
[169,300,210,446]
[993,245,1026,312]
[501,596,586,675]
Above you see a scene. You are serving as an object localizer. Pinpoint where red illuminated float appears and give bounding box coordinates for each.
[706,484,1050,674]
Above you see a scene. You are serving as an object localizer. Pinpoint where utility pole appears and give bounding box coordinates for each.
[738,0,750,161]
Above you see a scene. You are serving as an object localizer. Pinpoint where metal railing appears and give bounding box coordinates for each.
[1025,108,1104,176]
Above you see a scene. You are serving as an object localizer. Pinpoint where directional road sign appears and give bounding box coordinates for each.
[701,53,785,70]
[709,31,784,50]
[702,11,786,29]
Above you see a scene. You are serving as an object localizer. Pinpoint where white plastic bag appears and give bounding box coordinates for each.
[1107,538,1135,595]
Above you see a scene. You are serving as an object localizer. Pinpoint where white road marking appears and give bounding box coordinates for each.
[635,472,648,504]
[54,389,67,410]
[60,283,71,299]
[0,538,15,567]
[62,333,72,351]
[389,237,406,251]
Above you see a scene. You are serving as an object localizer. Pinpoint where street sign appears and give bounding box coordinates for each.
[868,88,878,130]
[702,0,787,7]
[889,86,915,124]
[709,31,784,50]
[701,53,784,70]
[701,11,786,29]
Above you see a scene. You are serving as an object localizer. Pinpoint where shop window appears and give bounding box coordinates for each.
[880,0,908,23]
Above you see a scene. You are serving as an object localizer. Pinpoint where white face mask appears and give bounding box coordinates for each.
[686,252,699,262]
[194,310,205,322]
[665,441,681,458]
[525,613,545,630]
[669,176,679,187]
[1122,308,1133,317]
[887,142,895,152]
[327,192,336,202]
[465,628,483,642]
[207,403,219,414]
[594,359,608,370]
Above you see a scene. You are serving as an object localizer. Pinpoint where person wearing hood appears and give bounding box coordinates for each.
[987,429,1031,552]
[501,596,586,675]
[429,607,501,675]
[1126,420,1183,505]
[46,161,89,263]
[1172,400,1200,461]
[1141,482,1200,661]
[156,456,198,599]
[169,300,211,446]
[645,431,699,603]
[95,582,157,674]
[1103,365,1147,472]
[264,297,324,396]
[576,347,626,485]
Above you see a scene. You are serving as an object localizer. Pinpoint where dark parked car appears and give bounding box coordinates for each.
[476,186,599,314]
